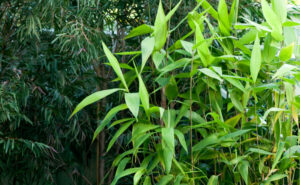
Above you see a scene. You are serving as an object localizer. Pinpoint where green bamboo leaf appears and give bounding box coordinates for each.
[219,129,251,141]
[93,104,128,141]
[143,176,152,185]
[134,168,146,185]
[207,175,218,185]
[107,120,134,152]
[218,0,230,35]
[229,91,244,112]
[162,127,174,174]
[111,167,141,185]
[229,0,239,26]
[265,174,287,183]
[174,129,188,153]
[198,0,218,20]
[141,37,155,72]
[102,42,129,91]
[271,0,287,23]
[195,21,212,67]
[125,24,154,39]
[262,107,285,121]
[272,64,297,79]
[193,134,219,152]
[224,113,242,128]
[199,68,223,82]
[181,40,194,55]
[224,77,245,92]
[69,88,122,119]
[238,160,249,185]
[248,148,274,155]
[157,175,173,185]
[165,0,182,22]
[261,0,282,40]
[125,93,140,118]
[138,73,150,116]
[279,43,294,61]
[250,36,261,83]
[154,0,167,51]
[271,142,285,170]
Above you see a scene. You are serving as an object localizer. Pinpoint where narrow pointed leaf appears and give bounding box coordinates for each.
[250,36,261,83]
[102,42,129,91]
[125,93,140,118]
[69,89,122,119]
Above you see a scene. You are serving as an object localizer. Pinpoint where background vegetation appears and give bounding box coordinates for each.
[0,0,300,185]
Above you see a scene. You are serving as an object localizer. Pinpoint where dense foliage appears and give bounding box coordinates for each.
[1,0,300,185]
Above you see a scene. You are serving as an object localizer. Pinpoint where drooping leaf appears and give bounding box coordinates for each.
[125,24,154,39]
[272,64,297,79]
[238,160,249,185]
[93,104,128,141]
[271,0,287,23]
[107,120,134,152]
[141,37,155,72]
[69,88,122,119]
[154,0,167,51]
[125,93,140,118]
[102,42,129,91]
[279,43,294,61]
[199,68,223,82]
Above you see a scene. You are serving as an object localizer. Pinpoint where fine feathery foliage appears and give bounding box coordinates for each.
[71,0,300,184]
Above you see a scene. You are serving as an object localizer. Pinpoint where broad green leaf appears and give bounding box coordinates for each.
[283,145,300,159]
[174,175,184,185]
[174,129,188,153]
[69,88,122,119]
[219,129,251,141]
[138,73,150,116]
[250,36,261,83]
[107,120,134,152]
[271,142,285,170]
[224,77,245,92]
[194,21,212,67]
[125,24,154,39]
[134,168,146,185]
[248,148,274,155]
[157,175,173,185]
[218,0,230,36]
[262,107,285,121]
[279,43,294,61]
[165,76,178,100]
[199,0,218,20]
[199,68,223,82]
[141,37,155,72]
[162,127,174,174]
[102,42,129,91]
[152,51,165,70]
[207,175,218,185]
[229,91,244,112]
[154,1,167,51]
[193,134,219,152]
[158,58,190,78]
[229,0,239,26]
[125,93,140,118]
[111,167,141,185]
[224,114,242,128]
[265,174,287,183]
[132,123,159,141]
[181,40,194,55]
[271,0,287,23]
[261,0,282,40]
[143,176,152,185]
[238,160,249,185]
[272,64,297,79]
[112,149,134,166]
[93,104,128,141]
